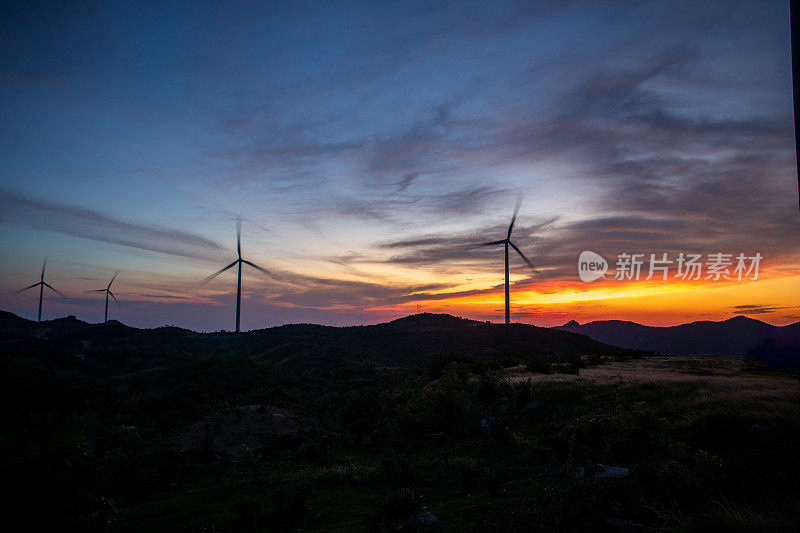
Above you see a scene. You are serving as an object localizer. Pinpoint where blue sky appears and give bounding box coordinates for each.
[1,1,798,330]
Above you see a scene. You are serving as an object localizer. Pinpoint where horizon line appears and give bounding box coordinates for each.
[2,308,796,334]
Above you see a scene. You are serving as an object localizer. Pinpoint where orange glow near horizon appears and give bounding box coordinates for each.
[368,271,800,327]
[9,252,797,330]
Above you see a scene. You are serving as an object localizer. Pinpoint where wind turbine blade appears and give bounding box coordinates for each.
[87,289,107,293]
[109,291,120,306]
[236,216,242,259]
[43,282,65,297]
[14,282,40,294]
[241,259,279,280]
[481,240,507,246]
[200,260,239,285]
[508,241,537,273]
[507,191,524,238]
[41,257,48,278]
[108,270,118,289]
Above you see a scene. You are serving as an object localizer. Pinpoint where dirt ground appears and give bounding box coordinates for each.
[505,355,799,392]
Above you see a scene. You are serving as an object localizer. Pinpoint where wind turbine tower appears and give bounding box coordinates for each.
[482,194,537,324]
[15,257,64,322]
[202,218,275,333]
[89,271,119,322]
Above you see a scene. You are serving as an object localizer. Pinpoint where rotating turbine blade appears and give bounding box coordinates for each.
[241,259,279,280]
[108,271,118,289]
[109,291,120,306]
[508,241,537,273]
[14,282,40,294]
[507,191,524,238]
[43,282,65,297]
[236,216,242,259]
[87,289,107,293]
[200,259,239,285]
[482,240,507,246]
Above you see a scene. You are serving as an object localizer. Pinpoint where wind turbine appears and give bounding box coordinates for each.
[201,218,275,333]
[88,271,119,322]
[482,194,536,325]
[14,257,65,322]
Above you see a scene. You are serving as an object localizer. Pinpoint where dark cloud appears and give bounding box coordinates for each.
[249,270,458,309]
[372,215,555,276]
[213,6,795,267]
[0,189,224,260]
[371,199,799,287]
[357,36,799,283]
[396,173,419,192]
[287,185,510,224]
[729,304,798,315]
[379,237,450,249]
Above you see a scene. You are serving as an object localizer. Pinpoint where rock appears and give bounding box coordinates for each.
[519,400,541,413]
[594,464,630,479]
[575,464,630,479]
[424,378,440,389]
[115,425,141,441]
[606,518,644,532]
[480,418,490,433]
[406,510,443,532]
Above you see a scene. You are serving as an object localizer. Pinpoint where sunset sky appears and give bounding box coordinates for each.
[1,0,799,331]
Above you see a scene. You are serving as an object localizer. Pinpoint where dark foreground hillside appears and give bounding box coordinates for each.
[1,311,798,531]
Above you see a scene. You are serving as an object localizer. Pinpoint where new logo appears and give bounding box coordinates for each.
[578,251,607,282]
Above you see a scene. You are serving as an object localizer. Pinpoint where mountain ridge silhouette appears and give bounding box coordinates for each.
[555,315,800,367]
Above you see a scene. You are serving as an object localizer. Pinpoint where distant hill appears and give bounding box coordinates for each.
[555,316,800,368]
[251,313,625,365]
[0,311,95,340]
[0,312,148,340]
[0,310,626,369]
[0,310,38,340]
[5,310,796,369]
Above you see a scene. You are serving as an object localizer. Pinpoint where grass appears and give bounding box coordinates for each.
[116,359,800,531]
[2,348,798,531]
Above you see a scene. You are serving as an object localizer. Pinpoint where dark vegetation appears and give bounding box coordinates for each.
[1,311,798,531]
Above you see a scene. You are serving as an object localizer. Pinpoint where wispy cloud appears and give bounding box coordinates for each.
[237,269,458,309]
[0,189,224,260]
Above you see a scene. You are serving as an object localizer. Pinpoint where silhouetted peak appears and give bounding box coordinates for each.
[561,320,581,328]
[45,314,86,325]
[93,319,135,332]
[386,313,482,330]
[723,315,767,326]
